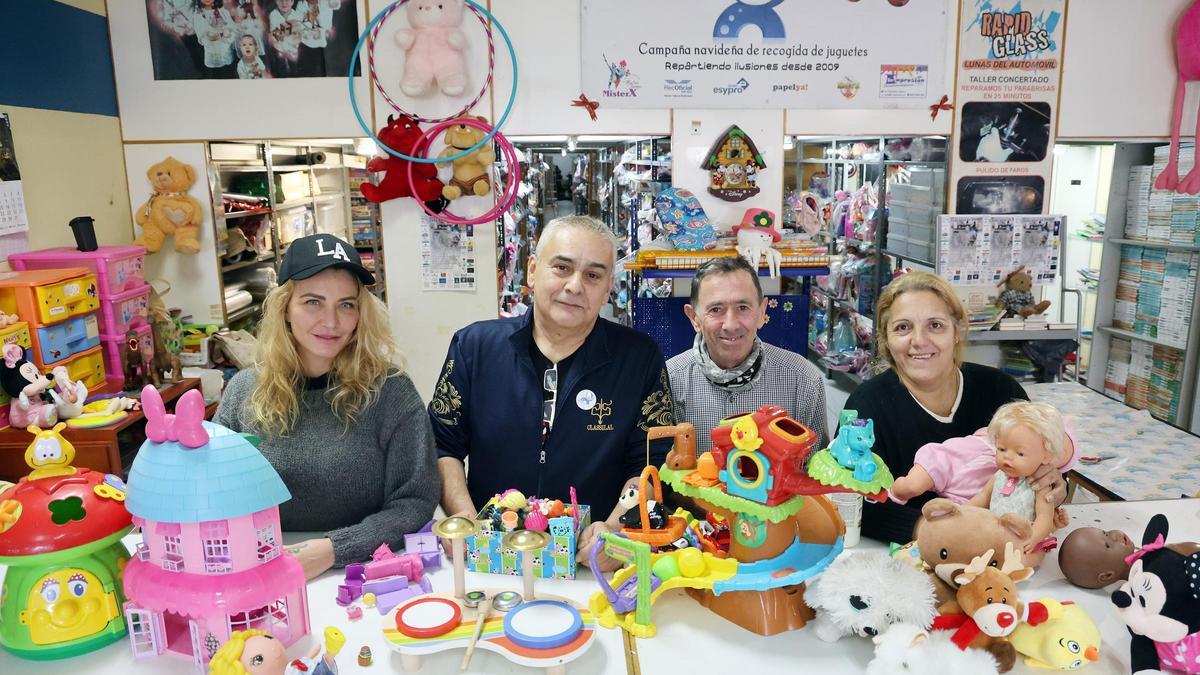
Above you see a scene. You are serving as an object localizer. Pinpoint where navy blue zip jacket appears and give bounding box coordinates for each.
[429,312,674,519]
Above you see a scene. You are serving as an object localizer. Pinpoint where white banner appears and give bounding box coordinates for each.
[580,0,951,109]
[949,0,1066,216]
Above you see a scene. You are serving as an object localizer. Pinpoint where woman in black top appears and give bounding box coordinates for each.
[844,271,1066,544]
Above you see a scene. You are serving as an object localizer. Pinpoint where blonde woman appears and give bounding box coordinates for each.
[842,271,1066,544]
[216,234,438,579]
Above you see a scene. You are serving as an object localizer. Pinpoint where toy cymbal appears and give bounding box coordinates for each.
[434,516,479,540]
[503,529,550,553]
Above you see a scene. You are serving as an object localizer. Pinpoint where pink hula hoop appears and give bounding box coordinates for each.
[369,0,496,124]
[406,118,520,226]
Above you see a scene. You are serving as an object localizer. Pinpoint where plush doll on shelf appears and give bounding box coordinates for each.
[133,156,205,254]
[1110,513,1200,675]
[0,345,57,428]
[0,311,18,328]
[395,0,468,97]
[733,207,783,277]
[439,117,494,200]
[806,552,937,642]
[360,114,449,213]
[49,365,88,420]
[996,266,1050,318]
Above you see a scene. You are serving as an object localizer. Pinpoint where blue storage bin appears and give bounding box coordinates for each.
[32,314,100,366]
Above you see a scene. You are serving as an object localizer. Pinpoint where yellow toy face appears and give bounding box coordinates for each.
[730,417,763,450]
[1013,603,1101,670]
[24,423,77,480]
[21,568,116,645]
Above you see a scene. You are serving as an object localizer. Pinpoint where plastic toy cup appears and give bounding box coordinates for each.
[828,493,862,547]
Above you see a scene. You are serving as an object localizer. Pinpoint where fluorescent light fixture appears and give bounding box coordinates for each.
[567,135,578,151]
[783,136,795,150]
[1052,144,1068,156]
[507,135,569,143]
[354,138,377,156]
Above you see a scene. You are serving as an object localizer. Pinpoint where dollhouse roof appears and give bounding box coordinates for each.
[125,421,291,524]
[701,125,766,170]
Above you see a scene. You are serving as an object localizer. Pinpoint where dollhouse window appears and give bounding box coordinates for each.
[161,535,184,572]
[227,606,269,633]
[267,598,289,634]
[125,607,159,657]
[255,525,279,563]
[201,521,232,573]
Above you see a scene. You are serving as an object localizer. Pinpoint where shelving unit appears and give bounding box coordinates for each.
[349,168,385,301]
[1086,142,1200,430]
[207,140,353,329]
[620,137,672,308]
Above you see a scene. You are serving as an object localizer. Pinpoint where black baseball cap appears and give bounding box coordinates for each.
[279,234,375,285]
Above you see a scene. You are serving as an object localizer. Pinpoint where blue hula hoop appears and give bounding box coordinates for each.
[348,0,518,164]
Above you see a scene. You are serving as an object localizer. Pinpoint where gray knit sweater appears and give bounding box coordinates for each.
[215,369,440,567]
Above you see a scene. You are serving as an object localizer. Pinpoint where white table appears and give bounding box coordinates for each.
[3,499,1197,674]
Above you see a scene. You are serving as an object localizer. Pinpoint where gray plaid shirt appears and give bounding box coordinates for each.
[667,342,829,454]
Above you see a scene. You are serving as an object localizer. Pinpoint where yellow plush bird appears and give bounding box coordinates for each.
[1009,598,1101,670]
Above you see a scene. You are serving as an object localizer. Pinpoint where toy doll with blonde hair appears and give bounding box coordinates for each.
[209,626,345,675]
[968,401,1073,552]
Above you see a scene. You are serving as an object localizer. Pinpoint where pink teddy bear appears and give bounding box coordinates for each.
[395,0,468,97]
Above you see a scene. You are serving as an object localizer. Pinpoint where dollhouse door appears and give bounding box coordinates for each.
[188,620,205,669]
[123,605,165,658]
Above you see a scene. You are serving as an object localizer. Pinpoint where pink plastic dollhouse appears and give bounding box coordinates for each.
[120,387,309,670]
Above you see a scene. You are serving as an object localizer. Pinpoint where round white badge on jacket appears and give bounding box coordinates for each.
[576,390,597,410]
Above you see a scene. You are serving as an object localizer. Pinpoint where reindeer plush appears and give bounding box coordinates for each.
[1155,0,1200,194]
[930,543,1047,672]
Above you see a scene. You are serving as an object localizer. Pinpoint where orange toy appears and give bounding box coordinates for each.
[620,466,687,549]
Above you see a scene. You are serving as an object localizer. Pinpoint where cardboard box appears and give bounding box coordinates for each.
[465,506,591,580]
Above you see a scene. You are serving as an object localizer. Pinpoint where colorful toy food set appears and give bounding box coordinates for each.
[467,488,591,580]
[120,386,310,671]
[589,406,893,638]
[0,423,132,659]
[382,516,596,673]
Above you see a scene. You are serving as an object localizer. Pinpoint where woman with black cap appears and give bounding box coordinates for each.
[215,233,439,579]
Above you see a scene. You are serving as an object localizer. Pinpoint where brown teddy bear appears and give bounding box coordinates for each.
[133,157,204,254]
[913,498,1038,606]
[995,265,1051,318]
[439,116,494,201]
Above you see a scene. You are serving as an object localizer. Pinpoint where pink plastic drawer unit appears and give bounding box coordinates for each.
[100,323,154,390]
[96,284,152,336]
[9,246,147,296]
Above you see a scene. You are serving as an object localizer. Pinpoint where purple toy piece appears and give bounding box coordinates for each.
[345,562,366,581]
[612,574,660,615]
[416,550,441,570]
[363,574,410,596]
[336,586,354,606]
[365,552,423,581]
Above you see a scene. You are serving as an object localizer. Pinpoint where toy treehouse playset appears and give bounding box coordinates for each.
[120,386,310,671]
[0,420,132,659]
[589,405,892,638]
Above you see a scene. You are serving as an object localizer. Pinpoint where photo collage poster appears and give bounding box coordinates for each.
[949,0,1065,216]
[938,214,1061,285]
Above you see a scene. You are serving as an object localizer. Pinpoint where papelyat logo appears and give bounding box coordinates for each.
[663,79,693,97]
[837,76,860,99]
[980,11,1050,58]
[713,78,750,95]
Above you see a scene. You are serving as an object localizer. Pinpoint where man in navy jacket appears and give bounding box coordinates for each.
[430,216,674,571]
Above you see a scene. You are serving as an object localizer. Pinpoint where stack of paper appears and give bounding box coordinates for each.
[1125,166,1151,240]
[998,317,1026,331]
[1022,316,1048,330]
[1104,337,1132,398]
[1157,251,1198,348]
[1114,245,1142,330]
[1124,340,1154,411]
[1148,345,1186,424]
[1134,248,1166,338]
[1000,343,1037,380]
[1147,147,1176,243]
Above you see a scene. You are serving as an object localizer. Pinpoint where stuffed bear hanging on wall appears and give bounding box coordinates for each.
[133,157,205,254]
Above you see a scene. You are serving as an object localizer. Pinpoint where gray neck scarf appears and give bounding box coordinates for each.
[693,334,763,389]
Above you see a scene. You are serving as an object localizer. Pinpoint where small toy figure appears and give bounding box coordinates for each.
[1058,527,1135,589]
[0,311,18,327]
[1008,598,1101,669]
[150,318,184,387]
[616,485,666,530]
[133,157,204,254]
[48,366,88,420]
[1110,513,1200,675]
[23,423,76,480]
[806,552,937,642]
[1,344,57,428]
[829,411,878,483]
[357,645,372,666]
[733,208,783,278]
[123,330,148,391]
[209,626,345,675]
[967,402,1071,554]
[996,266,1050,318]
[439,117,494,200]
[359,114,448,213]
[394,0,468,97]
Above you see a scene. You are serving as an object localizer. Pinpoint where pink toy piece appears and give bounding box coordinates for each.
[394,0,469,97]
[345,562,366,581]
[524,509,549,532]
[336,585,355,606]
[365,552,424,582]
[347,605,363,621]
[140,384,170,442]
[372,543,398,562]
[363,574,410,596]
[1156,0,1200,194]
[172,389,209,448]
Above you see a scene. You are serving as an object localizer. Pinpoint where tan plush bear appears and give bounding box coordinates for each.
[133,157,204,254]
[439,117,494,201]
[996,265,1051,318]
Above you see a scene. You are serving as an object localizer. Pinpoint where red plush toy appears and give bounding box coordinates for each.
[361,114,449,213]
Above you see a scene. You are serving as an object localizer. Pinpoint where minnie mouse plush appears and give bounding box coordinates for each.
[1111,513,1200,674]
[1,344,57,428]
